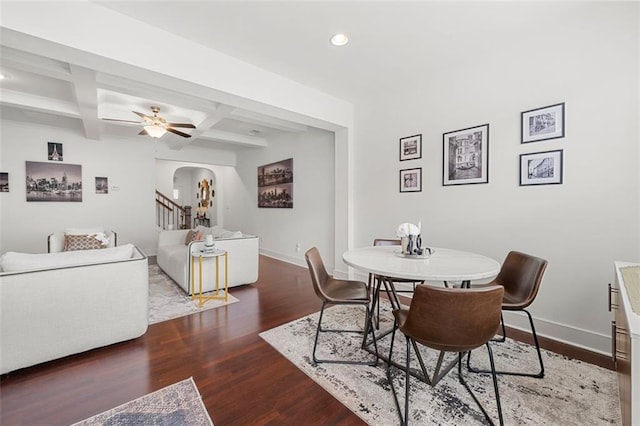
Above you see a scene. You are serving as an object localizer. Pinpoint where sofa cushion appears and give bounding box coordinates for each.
[64,234,106,251]
[0,244,135,273]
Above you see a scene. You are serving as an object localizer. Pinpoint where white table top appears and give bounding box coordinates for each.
[343,245,501,282]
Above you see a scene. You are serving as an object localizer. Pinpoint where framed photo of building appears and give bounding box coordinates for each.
[257,158,293,208]
[400,167,422,192]
[48,142,63,161]
[25,161,82,202]
[442,124,489,186]
[399,134,422,161]
[521,102,565,143]
[520,150,563,186]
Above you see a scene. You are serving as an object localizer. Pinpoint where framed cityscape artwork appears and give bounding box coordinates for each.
[257,158,293,208]
[400,167,422,192]
[25,161,82,202]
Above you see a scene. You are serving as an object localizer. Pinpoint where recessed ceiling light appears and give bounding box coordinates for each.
[330,33,349,47]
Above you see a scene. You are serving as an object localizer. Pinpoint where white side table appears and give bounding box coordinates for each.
[190,247,228,308]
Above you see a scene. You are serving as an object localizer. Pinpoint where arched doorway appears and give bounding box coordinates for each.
[173,167,217,226]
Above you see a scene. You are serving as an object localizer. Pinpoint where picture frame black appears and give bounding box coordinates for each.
[258,158,293,208]
[442,124,489,186]
[0,172,8,192]
[25,161,82,202]
[521,102,565,143]
[399,134,422,161]
[399,167,422,193]
[47,142,63,161]
[519,149,563,186]
[95,177,108,194]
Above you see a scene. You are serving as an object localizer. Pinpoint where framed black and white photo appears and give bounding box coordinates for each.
[400,167,422,192]
[95,177,109,194]
[442,124,489,186]
[48,142,63,161]
[257,158,293,208]
[26,161,82,202]
[399,134,422,161]
[0,172,8,192]
[520,149,563,186]
[521,103,565,143]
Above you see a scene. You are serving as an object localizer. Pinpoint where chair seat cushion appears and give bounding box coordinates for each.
[324,278,369,302]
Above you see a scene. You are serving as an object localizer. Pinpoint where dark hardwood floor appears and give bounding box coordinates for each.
[0,256,365,426]
[1,255,612,425]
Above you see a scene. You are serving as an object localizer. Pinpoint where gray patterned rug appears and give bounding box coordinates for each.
[149,265,239,325]
[260,303,621,425]
[71,377,213,425]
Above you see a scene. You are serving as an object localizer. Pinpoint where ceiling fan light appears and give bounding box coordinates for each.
[144,125,167,138]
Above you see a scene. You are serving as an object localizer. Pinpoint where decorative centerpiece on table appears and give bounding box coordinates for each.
[203,234,216,253]
[395,221,432,258]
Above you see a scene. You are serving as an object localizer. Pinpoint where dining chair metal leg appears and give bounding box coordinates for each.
[467,309,544,378]
[386,322,407,425]
[458,345,504,426]
[312,301,378,366]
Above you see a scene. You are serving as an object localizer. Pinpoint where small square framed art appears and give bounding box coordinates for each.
[399,134,422,161]
[400,167,422,192]
[521,102,565,143]
[520,149,563,186]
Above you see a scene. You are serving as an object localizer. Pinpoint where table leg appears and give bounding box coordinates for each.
[224,252,229,302]
[199,255,204,308]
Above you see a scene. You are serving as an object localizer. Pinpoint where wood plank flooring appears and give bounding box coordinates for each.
[0,256,365,425]
[0,255,612,425]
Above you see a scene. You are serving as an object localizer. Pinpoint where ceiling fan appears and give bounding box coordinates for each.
[102,106,195,138]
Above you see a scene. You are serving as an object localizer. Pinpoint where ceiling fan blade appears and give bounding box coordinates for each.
[102,118,142,124]
[138,129,149,136]
[166,122,196,129]
[166,127,192,138]
[132,111,150,120]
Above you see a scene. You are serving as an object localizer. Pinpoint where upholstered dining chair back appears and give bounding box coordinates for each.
[305,246,331,301]
[399,285,504,353]
[493,251,548,310]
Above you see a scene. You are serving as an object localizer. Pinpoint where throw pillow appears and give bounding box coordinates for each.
[63,234,104,251]
[184,230,195,245]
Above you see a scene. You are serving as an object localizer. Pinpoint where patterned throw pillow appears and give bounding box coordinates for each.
[63,234,104,251]
[184,230,202,246]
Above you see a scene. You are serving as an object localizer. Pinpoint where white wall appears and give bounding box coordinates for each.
[350,2,639,353]
[231,128,335,268]
[0,120,158,254]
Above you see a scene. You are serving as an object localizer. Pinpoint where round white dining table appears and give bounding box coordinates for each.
[342,245,501,284]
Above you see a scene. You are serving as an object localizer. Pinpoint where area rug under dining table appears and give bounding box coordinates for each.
[260,302,621,425]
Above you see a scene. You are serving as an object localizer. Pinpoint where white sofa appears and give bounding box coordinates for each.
[0,244,149,375]
[157,227,259,294]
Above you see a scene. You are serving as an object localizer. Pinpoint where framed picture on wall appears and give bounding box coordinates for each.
[0,172,8,192]
[399,134,422,161]
[25,161,82,202]
[521,102,565,143]
[48,142,63,161]
[520,149,563,186]
[442,124,489,186]
[95,177,109,194]
[400,167,422,192]
[257,158,293,208]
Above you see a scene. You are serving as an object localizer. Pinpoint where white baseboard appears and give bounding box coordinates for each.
[260,248,307,269]
[335,267,611,356]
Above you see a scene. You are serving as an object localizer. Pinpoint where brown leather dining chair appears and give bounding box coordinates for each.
[467,250,548,378]
[387,284,505,425]
[368,238,424,327]
[305,247,378,366]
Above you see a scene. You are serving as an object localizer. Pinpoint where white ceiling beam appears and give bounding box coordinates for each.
[0,88,79,117]
[198,129,268,148]
[168,105,236,150]
[0,46,73,81]
[69,64,100,140]
[229,109,308,133]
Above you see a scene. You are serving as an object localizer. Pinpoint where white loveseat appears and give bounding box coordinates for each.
[157,226,259,294]
[0,244,149,374]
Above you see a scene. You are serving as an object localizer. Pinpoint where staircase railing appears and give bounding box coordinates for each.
[156,190,191,230]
